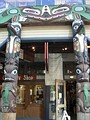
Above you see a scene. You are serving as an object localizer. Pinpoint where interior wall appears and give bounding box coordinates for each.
[35,53,75,62]
[62,53,75,62]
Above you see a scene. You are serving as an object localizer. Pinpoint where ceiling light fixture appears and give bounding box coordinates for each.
[87,46,90,48]
[32,46,35,51]
[65,47,67,50]
[62,47,68,51]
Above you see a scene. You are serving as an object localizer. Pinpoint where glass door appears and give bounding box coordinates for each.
[56,79,66,120]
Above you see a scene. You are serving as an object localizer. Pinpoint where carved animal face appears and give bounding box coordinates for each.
[75,64,90,82]
[72,19,85,35]
[76,82,90,113]
[73,34,88,64]
[73,34,87,53]
[7,22,21,37]
[6,36,20,55]
[4,64,18,82]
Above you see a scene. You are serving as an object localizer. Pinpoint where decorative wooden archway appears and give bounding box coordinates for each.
[0,4,90,120]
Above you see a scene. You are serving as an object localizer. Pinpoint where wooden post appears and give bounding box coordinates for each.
[72,19,90,120]
[1,22,21,120]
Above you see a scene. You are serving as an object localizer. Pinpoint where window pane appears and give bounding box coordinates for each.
[30,85,44,104]
[65,0,83,4]
[17,85,26,104]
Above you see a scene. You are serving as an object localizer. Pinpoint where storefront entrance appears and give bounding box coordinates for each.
[16,41,75,120]
[66,81,76,119]
[0,41,76,120]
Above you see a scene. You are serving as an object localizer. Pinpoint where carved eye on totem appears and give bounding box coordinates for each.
[15,27,20,33]
[11,69,18,75]
[4,70,7,74]
[73,25,79,30]
[73,36,78,42]
[87,68,90,74]
[76,68,82,74]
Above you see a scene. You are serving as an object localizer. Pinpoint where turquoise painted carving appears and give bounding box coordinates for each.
[72,4,90,20]
[0,4,90,24]
[84,84,89,104]
[3,84,9,105]
[0,7,22,24]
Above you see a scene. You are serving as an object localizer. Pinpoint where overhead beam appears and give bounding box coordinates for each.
[0,4,90,25]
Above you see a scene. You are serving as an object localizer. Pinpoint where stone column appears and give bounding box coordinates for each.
[72,19,90,120]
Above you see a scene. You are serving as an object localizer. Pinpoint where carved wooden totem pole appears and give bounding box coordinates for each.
[72,19,90,120]
[1,22,21,120]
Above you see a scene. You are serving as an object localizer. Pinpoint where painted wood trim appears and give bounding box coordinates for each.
[0,4,90,25]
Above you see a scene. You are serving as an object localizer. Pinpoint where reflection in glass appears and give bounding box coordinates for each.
[30,85,44,104]
[17,85,25,104]
[58,83,64,104]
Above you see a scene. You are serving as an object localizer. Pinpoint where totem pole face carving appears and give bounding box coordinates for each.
[6,23,21,60]
[72,19,90,114]
[73,34,88,64]
[72,19,89,64]
[76,82,90,113]
[6,37,20,54]
[5,36,21,62]
[7,22,21,37]
[72,19,85,36]
[1,22,21,113]
[4,64,18,82]
[75,64,90,82]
